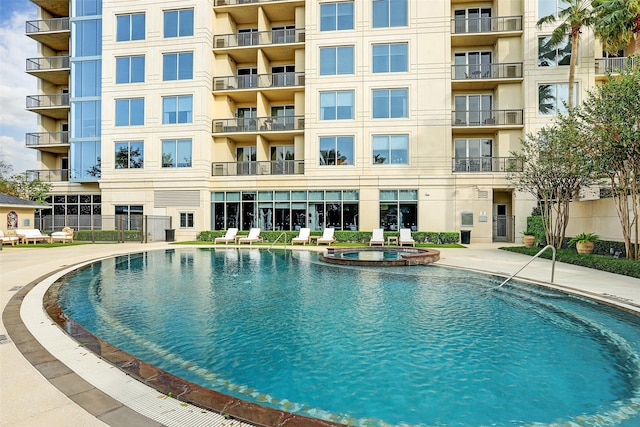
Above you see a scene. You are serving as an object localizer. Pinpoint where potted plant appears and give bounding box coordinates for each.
[522,230,535,248]
[568,232,600,254]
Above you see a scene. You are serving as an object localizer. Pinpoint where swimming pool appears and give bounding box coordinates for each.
[54,248,640,426]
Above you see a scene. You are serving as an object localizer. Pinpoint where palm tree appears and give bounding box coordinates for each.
[592,0,640,55]
[537,0,595,109]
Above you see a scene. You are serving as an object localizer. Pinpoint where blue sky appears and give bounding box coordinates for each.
[0,0,38,174]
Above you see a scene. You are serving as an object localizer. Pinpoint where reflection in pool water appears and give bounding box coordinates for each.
[57,248,640,426]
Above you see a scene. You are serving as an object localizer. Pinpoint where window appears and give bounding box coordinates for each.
[238,28,258,46]
[319,136,354,165]
[453,94,492,124]
[538,83,577,115]
[453,8,492,33]
[373,0,407,28]
[116,55,145,83]
[320,46,354,75]
[180,212,195,228]
[461,212,474,227]
[454,138,493,172]
[73,60,102,96]
[379,190,417,231]
[115,98,144,126]
[70,141,101,180]
[116,13,145,41]
[163,95,193,124]
[538,0,562,19]
[372,89,408,118]
[453,51,491,79]
[372,43,408,73]
[320,91,354,120]
[164,9,194,38]
[163,52,193,80]
[74,20,101,56]
[115,141,144,169]
[320,2,354,31]
[115,205,143,230]
[162,139,192,168]
[538,36,571,66]
[372,135,408,164]
[72,101,101,137]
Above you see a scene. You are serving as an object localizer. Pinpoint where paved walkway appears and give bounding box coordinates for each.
[1,242,638,426]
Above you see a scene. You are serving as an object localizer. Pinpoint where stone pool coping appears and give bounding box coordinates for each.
[320,246,440,266]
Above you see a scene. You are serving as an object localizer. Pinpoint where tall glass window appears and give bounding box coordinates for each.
[319,136,354,165]
[74,0,101,16]
[372,89,408,118]
[164,9,194,38]
[70,141,101,180]
[319,46,354,75]
[372,43,408,73]
[163,52,193,80]
[538,0,561,18]
[115,141,144,169]
[73,60,101,96]
[162,139,192,168]
[116,55,145,83]
[538,36,571,66]
[162,95,193,124]
[379,189,417,231]
[73,20,101,56]
[72,101,101,138]
[372,135,408,164]
[320,2,354,31]
[115,98,144,126]
[538,83,577,115]
[320,91,354,120]
[372,0,407,28]
[117,13,145,41]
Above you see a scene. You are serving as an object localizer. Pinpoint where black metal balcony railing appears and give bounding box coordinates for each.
[26,132,70,146]
[452,62,523,80]
[451,16,522,34]
[26,94,70,109]
[595,57,636,74]
[26,56,70,72]
[213,72,305,90]
[452,109,523,126]
[26,169,69,182]
[25,17,70,34]
[214,28,305,48]
[452,157,523,173]
[212,115,304,133]
[212,160,304,176]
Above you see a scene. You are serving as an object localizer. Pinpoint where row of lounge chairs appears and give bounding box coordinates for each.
[212,227,416,246]
[0,228,74,245]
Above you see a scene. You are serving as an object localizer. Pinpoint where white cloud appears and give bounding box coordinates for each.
[0,8,39,173]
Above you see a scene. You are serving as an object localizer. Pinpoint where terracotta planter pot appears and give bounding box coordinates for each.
[523,235,535,248]
[576,241,595,254]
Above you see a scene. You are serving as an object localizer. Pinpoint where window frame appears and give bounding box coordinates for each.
[538,35,572,67]
[538,83,578,115]
[372,134,409,165]
[162,139,192,168]
[164,8,194,38]
[180,212,195,228]
[163,52,194,81]
[115,98,144,126]
[372,43,408,73]
[115,55,145,84]
[116,13,145,42]
[319,90,355,120]
[162,95,193,124]
[114,140,144,169]
[372,88,409,119]
[372,0,408,28]
[319,136,355,166]
[319,46,355,75]
[320,2,354,31]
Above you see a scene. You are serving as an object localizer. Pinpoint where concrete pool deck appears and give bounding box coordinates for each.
[1,242,639,426]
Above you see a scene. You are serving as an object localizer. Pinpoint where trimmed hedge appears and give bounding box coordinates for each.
[75,230,142,242]
[197,230,461,244]
[501,246,640,278]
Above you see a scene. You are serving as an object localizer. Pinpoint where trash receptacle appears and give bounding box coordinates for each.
[460,230,471,244]
[165,229,175,242]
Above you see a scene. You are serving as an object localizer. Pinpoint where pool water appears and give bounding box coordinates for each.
[339,249,416,261]
[57,248,640,426]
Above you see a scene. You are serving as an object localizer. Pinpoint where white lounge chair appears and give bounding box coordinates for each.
[399,228,415,247]
[291,227,311,245]
[369,228,384,246]
[317,227,336,245]
[51,227,74,243]
[238,228,262,245]
[0,230,20,246]
[214,228,238,244]
[16,229,51,244]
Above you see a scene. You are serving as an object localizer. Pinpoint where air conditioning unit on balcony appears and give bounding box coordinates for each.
[215,38,226,48]
[506,65,517,78]
[214,79,225,90]
[505,111,518,124]
[215,0,227,6]
[297,32,305,42]
[298,118,305,129]
[214,121,224,132]
[505,18,519,31]
[212,164,224,176]
[297,75,305,86]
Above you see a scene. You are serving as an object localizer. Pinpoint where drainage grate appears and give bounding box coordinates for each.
[9,286,23,291]
[0,335,10,344]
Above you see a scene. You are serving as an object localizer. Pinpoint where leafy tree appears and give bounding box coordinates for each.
[580,67,640,259]
[508,112,596,248]
[593,0,640,54]
[0,159,51,203]
[537,0,595,109]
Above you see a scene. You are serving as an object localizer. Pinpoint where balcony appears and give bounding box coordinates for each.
[212,115,304,133]
[595,57,636,80]
[26,56,70,85]
[26,169,69,182]
[214,0,305,23]
[212,160,304,176]
[213,72,305,99]
[451,62,523,90]
[25,18,70,51]
[452,109,523,131]
[451,16,522,47]
[214,29,305,62]
[452,157,523,173]
[26,132,69,153]
[26,94,70,119]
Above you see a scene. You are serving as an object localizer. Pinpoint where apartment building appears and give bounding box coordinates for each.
[25,0,626,242]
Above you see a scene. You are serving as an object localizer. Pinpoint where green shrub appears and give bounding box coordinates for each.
[424,232,439,244]
[439,232,460,244]
[526,216,546,245]
[197,230,460,244]
[75,230,141,242]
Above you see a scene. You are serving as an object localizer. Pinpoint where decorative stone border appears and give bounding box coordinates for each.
[320,247,440,266]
